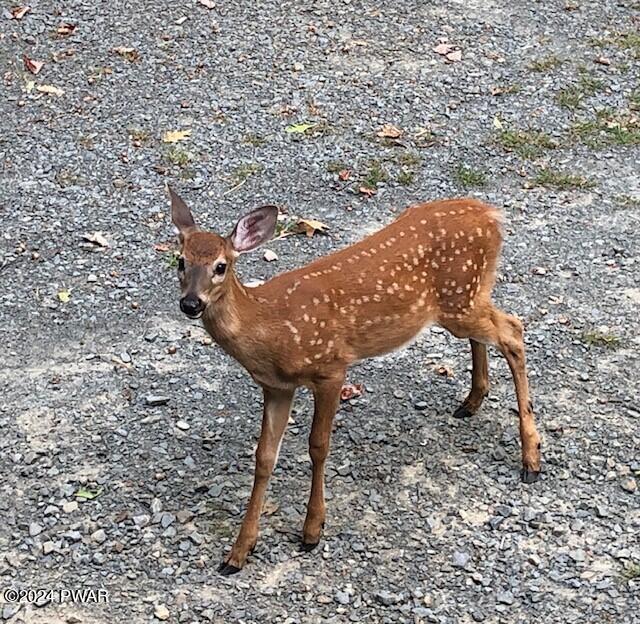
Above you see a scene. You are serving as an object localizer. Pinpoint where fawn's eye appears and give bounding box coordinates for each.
[214,262,227,276]
[177,257,185,272]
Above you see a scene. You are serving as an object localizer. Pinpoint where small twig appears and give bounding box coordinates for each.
[222,178,247,197]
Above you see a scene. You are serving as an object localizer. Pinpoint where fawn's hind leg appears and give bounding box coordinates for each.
[442,304,541,483]
[453,339,490,418]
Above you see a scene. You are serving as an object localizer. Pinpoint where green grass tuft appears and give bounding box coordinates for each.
[164,146,193,167]
[497,129,558,159]
[453,164,486,188]
[528,55,562,72]
[556,76,604,109]
[396,169,415,185]
[362,160,388,188]
[620,563,640,581]
[233,163,263,183]
[572,109,640,147]
[581,330,622,349]
[243,133,268,147]
[533,168,595,190]
[326,160,348,173]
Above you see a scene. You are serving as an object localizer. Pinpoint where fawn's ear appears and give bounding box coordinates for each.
[228,205,278,253]
[168,185,196,234]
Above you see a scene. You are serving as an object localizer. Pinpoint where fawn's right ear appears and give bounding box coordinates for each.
[167,185,197,235]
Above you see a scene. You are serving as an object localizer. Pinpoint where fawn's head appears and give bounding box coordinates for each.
[168,186,278,319]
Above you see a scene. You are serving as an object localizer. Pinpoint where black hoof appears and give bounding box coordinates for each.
[521,468,541,484]
[453,405,473,419]
[300,541,320,552]
[217,561,242,576]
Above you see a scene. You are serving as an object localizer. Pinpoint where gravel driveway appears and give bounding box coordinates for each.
[1,1,639,622]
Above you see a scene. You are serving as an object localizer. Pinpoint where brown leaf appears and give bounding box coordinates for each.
[298,218,329,238]
[162,129,192,143]
[594,56,611,66]
[262,500,279,516]
[359,186,376,197]
[338,169,351,181]
[340,383,364,401]
[113,46,140,62]
[153,242,173,253]
[36,84,64,97]
[434,364,454,378]
[11,6,30,19]
[433,42,462,62]
[432,43,455,56]
[446,49,462,62]
[376,124,403,139]
[82,231,110,248]
[56,23,76,37]
[23,56,44,75]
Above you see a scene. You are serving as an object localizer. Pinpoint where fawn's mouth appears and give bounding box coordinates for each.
[185,310,204,320]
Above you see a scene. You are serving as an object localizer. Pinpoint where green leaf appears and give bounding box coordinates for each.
[76,487,103,500]
[285,122,316,134]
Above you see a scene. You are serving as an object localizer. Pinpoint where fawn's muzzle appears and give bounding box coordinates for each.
[180,295,205,319]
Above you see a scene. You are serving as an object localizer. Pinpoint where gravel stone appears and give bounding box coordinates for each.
[621,477,637,493]
[29,522,43,537]
[335,590,350,605]
[91,529,107,544]
[453,551,470,568]
[374,590,403,606]
[496,591,515,605]
[145,396,170,407]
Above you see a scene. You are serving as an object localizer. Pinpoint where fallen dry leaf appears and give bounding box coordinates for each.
[11,6,30,19]
[113,46,140,62]
[162,129,192,143]
[359,186,376,197]
[82,231,109,248]
[56,23,76,37]
[432,43,454,55]
[263,249,278,262]
[433,42,462,62]
[285,122,316,134]
[23,56,44,75]
[36,84,64,97]
[446,49,462,62]
[198,0,216,8]
[262,500,279,516]
[57,289,71,303]
[594,56,611,66]
[340,383,364,402]
[298,218,329,238]
[434,364,454,378]
[338,169,351,181]
[153,242,173,253]
[377,124,403,139]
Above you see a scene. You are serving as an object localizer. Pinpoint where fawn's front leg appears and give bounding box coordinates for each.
[302,375,344,550]
[218,386,294,575]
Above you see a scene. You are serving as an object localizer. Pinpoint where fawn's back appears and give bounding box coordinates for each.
[229,198,503,383]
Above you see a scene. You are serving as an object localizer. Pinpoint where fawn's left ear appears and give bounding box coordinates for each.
[167,185,197,234]
[229,205,278,253]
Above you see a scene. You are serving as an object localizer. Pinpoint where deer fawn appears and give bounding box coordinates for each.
[168,186,541,575]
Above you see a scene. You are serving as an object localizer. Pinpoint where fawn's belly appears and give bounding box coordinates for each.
[350,312,436,362]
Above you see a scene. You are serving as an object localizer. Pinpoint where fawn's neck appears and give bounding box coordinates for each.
[202,273,254,342]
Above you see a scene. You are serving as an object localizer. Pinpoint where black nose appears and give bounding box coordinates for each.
[180,296,204,317]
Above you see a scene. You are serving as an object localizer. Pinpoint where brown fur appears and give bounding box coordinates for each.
[171,192,542,574]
